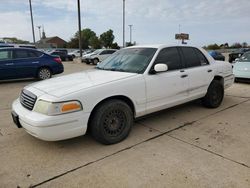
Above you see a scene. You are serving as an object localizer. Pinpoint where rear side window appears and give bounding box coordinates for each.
[181,47,201,68]
[154,47,182,71]
[29,51,43,58]
[194,48,209,65]
[106,50,116,54]
[0,50,12,61]
[100,50,108,55]
[14,50,29,59]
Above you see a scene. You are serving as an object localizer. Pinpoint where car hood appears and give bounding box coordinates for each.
[233,61,250,70]
[27,69,137,98]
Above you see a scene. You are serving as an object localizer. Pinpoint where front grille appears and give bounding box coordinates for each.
[20,89,37,110]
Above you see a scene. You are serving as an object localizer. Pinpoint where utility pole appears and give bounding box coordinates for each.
[123,0,125,48]
[77,0,82,57]
[37,26,41,40]
[128,24,133,44]
[29,0,36,44]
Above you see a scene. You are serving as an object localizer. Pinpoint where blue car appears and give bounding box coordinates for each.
[208,51,225,61]
[0,48,64,80]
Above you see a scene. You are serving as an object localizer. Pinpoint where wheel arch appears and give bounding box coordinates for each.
[213,75,224,86]
[87,95,136,132]
[37,66,53,76]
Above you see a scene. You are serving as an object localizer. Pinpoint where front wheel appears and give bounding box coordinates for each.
[37,67,52,80]
[90,100,134,145]
[202,80,224,108]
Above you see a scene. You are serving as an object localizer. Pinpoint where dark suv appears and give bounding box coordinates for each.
[50,50,73,61]
[0,48,64,80]
[229,48,250,63]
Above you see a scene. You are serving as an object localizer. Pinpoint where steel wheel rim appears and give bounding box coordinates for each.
[39,69,50,79]
[212,87,222,104]
[103,109,126,137]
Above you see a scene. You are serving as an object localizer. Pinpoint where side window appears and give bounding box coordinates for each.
[154,47,182,71]
[34,51,43,57]
[181,47,201,68]
[99,50,107,55]
[14,50,29,59]
[0,50,12,61]
[194,49,209,66]
[28,51,38,58]
[106,50,116,54]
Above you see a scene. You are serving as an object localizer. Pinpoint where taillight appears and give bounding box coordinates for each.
[54,57,62,64]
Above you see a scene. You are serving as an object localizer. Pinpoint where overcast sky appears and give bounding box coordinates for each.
[0,0,250,47]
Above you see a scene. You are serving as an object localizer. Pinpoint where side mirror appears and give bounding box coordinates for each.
[154,64,168,73]
[235,58,239,62]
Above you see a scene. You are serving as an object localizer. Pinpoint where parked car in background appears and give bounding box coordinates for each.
[12,45,234,144]
[208,51,225,61]
[0,48,64,80]
[82,49,117,65]
[233,51,250,82]
[68,49,95,59]
[229,48,250,63]
[68,50,80,58]
[49,50,73,61]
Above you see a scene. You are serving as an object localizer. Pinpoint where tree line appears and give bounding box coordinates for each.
[203,42,249,50]
[67,28,120,49]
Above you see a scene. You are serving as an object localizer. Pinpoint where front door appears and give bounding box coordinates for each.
[145,47,189,114]
[0,49,15,80]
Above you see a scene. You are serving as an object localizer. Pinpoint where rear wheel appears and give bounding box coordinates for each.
[93,58,99,65]
[202,80,224,108]
[90,100,134,145]
[37,67,52,80]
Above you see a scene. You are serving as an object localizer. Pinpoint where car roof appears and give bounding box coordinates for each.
[0,47,38,50]
[126,44,199,49]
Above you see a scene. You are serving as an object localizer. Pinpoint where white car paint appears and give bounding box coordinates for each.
[82,49,117,63]
[12,45,234,141]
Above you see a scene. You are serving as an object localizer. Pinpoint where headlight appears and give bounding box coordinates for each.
[33,100,82,116]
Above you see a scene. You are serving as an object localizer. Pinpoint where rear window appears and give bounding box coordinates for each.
[14,49,43,59]
[29,51,43,58]
[181,47,201,68]
[14,50,29,59]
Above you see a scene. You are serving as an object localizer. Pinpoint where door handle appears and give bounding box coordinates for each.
[5,63,14,66]
[180,70,185,73]
[207,69,212,73]
[181,74,188,78]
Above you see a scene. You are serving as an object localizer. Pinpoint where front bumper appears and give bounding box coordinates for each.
[12,99,90,141]
[233,70,250,79]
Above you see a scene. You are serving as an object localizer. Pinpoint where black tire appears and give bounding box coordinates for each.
[202,80,224,108]
[93,58,99,65]
[86,61,90,64]
[90,99,134,145]
[37,67,52,80]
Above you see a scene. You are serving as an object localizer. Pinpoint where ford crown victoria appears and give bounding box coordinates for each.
[12,45,234,144]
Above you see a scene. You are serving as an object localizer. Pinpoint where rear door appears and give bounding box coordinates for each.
[145,47,189,114]
[179,47,213,98]
[13,49,40,78]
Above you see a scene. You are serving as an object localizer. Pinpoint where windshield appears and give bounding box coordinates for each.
[239,52,250,62]
[96,48,157,74]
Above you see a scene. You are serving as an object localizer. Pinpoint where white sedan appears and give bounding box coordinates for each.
[12,45,234,144]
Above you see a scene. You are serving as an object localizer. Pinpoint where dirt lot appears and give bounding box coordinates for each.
[0,62,250,188]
